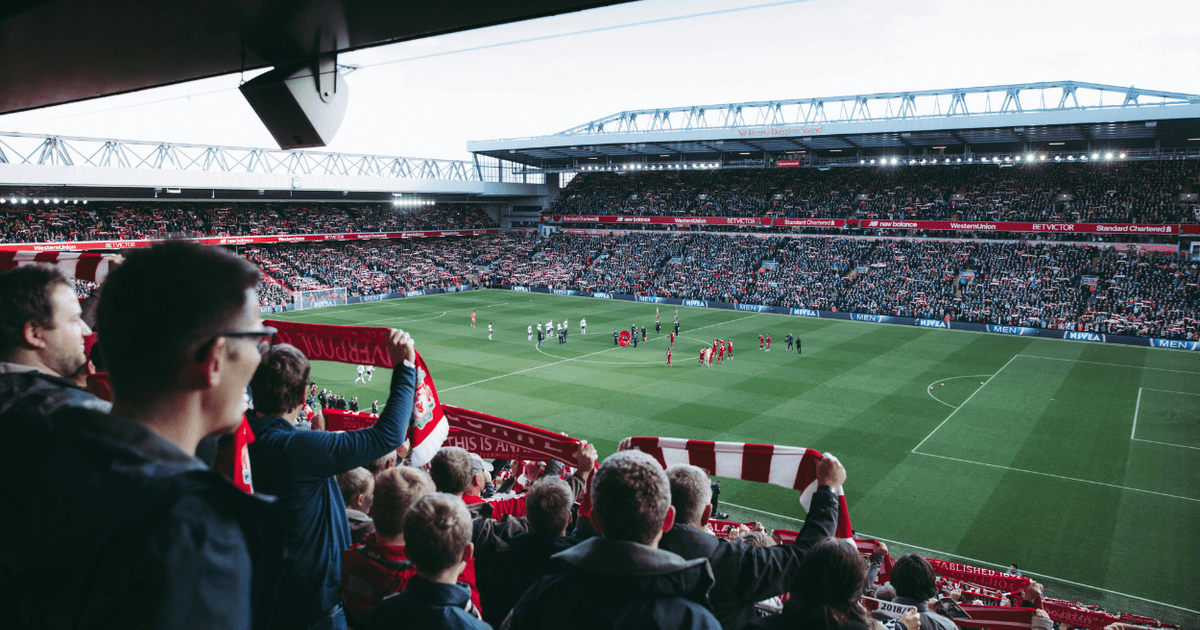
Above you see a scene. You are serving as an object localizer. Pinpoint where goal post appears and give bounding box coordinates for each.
[293,287,348,310]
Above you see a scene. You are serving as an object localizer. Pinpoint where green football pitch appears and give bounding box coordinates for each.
[267,289,1199,624]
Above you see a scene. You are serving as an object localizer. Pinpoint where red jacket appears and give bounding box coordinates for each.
[340,533,481,627]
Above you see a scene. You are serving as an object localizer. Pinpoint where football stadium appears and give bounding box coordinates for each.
[0,2,1197,629]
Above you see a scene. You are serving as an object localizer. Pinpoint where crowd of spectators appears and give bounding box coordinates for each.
[0,202,497,244]
[1,240,1183,630]
[549,162,1200,224]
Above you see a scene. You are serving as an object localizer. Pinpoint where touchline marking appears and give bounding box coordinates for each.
[441,313,759,392]
[911,355,1019,453]
[720,502,1200,615]
[926,375,993,409]
[913,451,1199,503]
[267,294,511,319]
[1017,354,1200,375]
[1131,388,1143,440]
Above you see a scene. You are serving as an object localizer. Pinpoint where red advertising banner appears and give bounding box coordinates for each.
[776,160,802,168]
[855,219,1179,234]
[265,320,395,368]
[541,215,1189,235]
[0,229,500,253]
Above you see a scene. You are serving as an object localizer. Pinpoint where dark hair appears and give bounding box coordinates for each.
[428,447,474,495]
[404,493,471,574]
[591,450,670,545]
[96,242,260,399]
[891,554,939,601]
[783,538,872,630]
[250,344,310,416]
[0,264,72,354]
[526,477,573,537]
[337,467,373,507]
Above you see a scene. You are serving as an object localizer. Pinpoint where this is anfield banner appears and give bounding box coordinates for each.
[0,228,500,252]
[441,404,580,464]
[926,558,1030,592]
[951,605,1036,630]
[321,405,580,466]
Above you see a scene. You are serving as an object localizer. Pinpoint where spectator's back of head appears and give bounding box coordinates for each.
[250,344,309,417]
[365,449,398,476]
[525,477,573,538]
[785,538,871,630]
[0,264,89,377]
[590,449,672,545]
[97,241,261,407]
[403,493,472,576]
[428,446,474,495]
[372,465,435,539]
[337,467,374,511]
[665,464,712,526]
[890,554,938,601]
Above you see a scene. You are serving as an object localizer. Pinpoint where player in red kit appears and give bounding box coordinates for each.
[717,342,725,364]
[666,347,672,367]
[471,311,476,327]
[759,334,764,350]
[727,339,733,358]
[669,332,675,347]
[766,333,771,351]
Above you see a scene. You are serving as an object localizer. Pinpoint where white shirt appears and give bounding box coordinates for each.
[357,365,364,374]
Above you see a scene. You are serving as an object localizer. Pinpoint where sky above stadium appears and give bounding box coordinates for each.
[1,0,1196,161]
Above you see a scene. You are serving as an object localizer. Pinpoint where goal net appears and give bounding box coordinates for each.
[293,287,348,310]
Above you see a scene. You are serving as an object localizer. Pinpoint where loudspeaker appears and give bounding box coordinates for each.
[240,61,349,149]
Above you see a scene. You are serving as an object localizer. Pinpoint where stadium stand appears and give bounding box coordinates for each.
[0,202,498,243]
[549,163,1200,224]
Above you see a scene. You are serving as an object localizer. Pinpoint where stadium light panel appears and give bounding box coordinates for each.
[869,159,875,164]
[1105,152,1114,160]
[956,158,962,163]
[53,198,59,203]
[0,198,5,203]
[82,200,87,204]
[1119,153,1126,159]
[1040,155,1046,161]
[33,199,39,204]
[9,198,15,204]
[890,158,898,165]
[1067,156,1074,161]
[1016,156,1022,161]
[21,198,27,203]
[1092,153,1100,159]
[42,198,49,203]
[1055,156,1061,161]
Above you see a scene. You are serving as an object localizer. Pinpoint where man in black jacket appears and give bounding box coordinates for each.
[478,477,579,628]
[0,242,284,630]
[658,456,845,630]
[0,264,111,424]
[508,449,721,630]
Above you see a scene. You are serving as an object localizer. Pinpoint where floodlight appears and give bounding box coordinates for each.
[43,199,49,203]
[0,198,5,204]
[1067,156,1074,161]
[1092,153,1100,159]
[870,159,876,164]
[1016,156,1023,161]
[890,158,898,165]
[956,158,962,163]
[82,200,87,204]
[33,199,39,204]
[921,159,927,164]
[21,198,28,204]
[53,198,59,203]
[1040,155,1046,160]
[1055,156,1061,161]
[1118,153,1125,159]
[1105,152,1113,160]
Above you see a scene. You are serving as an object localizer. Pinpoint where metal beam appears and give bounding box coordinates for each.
[553,81,1200,136]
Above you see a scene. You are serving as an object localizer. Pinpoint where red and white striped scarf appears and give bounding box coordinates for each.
[0,251,117,283]
[619,437,853,538]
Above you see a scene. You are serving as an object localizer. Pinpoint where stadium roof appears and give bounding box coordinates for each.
[468,81,1200,171]
[0,0,632,116]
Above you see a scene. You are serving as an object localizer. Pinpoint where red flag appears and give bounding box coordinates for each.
[619,330,631,346]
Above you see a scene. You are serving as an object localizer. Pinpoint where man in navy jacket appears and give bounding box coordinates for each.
[249,331,417,630]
